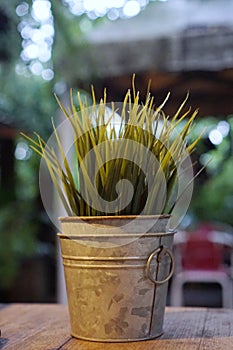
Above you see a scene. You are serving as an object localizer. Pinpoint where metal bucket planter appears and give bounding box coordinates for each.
[58,215,175,342]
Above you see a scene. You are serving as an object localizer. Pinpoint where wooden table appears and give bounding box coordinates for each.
[0,304,233,349]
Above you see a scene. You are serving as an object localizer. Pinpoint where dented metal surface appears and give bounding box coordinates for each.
[59,216,175,342]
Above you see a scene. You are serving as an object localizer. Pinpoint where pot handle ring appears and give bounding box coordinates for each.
[146,246,175,285]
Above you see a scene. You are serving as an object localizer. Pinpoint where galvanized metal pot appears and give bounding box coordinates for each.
[58,215,175,342]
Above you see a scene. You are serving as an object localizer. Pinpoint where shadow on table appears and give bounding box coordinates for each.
[0,338,8,350]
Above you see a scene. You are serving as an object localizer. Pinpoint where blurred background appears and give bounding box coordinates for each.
[0,0,233,306]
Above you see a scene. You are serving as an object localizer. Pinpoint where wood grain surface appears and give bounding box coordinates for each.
[0,304,233,349]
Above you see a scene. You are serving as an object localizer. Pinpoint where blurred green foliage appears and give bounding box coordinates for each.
[0,2,55,134]
[0,0,93,294]
[0,1,56,292]
[190,116,233,227]
[0,201,38,288]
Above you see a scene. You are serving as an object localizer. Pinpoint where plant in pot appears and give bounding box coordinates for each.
[22,77,200,342]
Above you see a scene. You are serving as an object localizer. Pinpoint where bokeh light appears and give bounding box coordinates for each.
[208,129,223,145]
[217,121,230,137]
[16,0,161,79]
[64,0,150,20]
[16,0,54,81]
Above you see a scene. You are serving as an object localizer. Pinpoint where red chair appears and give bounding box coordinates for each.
[170,226,233,308]
[182,239,223,270]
